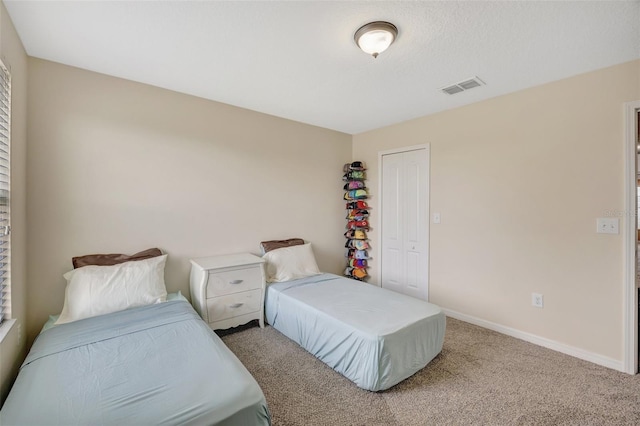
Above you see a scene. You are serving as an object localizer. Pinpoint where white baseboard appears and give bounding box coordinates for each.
[442,308,624,373]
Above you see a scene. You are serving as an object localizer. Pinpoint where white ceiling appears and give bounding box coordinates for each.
[4,1,640,134]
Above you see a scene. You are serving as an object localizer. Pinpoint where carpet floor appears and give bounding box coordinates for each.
[221,318,640,425]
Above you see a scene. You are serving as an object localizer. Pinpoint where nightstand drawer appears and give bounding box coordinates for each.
[207,289,262,322]
[206,266,262,296]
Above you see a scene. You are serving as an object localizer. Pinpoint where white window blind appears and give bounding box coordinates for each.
[637,186,640,230]
[0,60,11,324]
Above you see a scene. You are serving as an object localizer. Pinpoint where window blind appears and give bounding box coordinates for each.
[0,60,11,324]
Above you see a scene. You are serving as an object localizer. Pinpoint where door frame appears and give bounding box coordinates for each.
[377,143,430,297]
[623,101,640,374]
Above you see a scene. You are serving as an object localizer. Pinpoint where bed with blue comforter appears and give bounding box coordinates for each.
[0,299,271,425]
[265,273,446,391]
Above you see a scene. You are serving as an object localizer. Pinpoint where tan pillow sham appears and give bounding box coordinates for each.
[72,247,163,269]
[260,238,305,254]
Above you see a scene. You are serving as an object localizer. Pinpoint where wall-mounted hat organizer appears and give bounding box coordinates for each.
[343,161,370,281]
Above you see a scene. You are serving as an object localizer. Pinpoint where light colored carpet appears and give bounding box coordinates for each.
[221,318,640,425]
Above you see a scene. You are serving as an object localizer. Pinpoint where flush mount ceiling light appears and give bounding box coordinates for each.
[354,21,398,58]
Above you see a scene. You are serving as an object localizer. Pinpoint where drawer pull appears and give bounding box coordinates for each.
[229,279,244,285]
[229,303,244,309]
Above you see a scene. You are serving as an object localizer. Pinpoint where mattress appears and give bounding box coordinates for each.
[0,300,271,426]
[265,273,445,391]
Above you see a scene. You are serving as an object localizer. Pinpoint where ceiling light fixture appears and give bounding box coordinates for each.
[354,21,398,58]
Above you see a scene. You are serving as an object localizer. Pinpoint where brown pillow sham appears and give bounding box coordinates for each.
[260,238,305,254]
[72,247,163,269]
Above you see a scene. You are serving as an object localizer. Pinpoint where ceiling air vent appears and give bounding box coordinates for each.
[441,85,464,95]
[441,76,485,95]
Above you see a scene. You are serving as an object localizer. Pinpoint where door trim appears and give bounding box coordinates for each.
[623,101,640,374]
[377,143,430,295]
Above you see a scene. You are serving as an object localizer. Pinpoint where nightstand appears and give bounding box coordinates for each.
[189,253,266,330]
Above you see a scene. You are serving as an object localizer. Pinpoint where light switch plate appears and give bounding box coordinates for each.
[596,218,619,234]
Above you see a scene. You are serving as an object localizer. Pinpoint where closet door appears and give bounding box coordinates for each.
[380,147,429,300]
[381,152,403,291]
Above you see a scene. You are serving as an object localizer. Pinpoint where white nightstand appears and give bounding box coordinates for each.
[189,253,266,330]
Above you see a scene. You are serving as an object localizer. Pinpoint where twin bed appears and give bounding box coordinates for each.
[265,273,445,391]
[0,250,270,426]
[1,242,445,424]
[1,299,270,425]
[261,240,446,392]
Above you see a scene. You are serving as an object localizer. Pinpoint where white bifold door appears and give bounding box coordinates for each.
[380,147,429,300]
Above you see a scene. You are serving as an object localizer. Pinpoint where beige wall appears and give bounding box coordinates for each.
[26,58,351,343]
[354,60,640,362]
[23,57,640,366]
[0,0,28,405]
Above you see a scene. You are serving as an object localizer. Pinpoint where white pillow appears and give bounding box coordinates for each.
[263,243,321,283]
[55,254,168,325]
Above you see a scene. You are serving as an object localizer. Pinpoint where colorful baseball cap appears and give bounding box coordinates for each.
[346,200,370,210]
[343,170,366,181]
[349,259,368,268]
[345,240,369,250]
[353,240,369,250]
[344,190,367,201]
[344,189,368,200]
[349,161,367,171]
[346,249,369,259]
[354,250,368,259]
[346,220,369,230]
[344,229,367,240]
[346,210,369,220]
[352,268,368,279]
[343,161,367,172]
[343,181,365,190]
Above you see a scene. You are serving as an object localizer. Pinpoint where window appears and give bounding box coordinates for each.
[0,60,10,324]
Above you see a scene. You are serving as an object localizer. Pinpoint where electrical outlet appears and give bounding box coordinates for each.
[532,293,544,308]
[596,218,619,234]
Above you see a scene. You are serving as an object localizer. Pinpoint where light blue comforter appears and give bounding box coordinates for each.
[265,273,446,391]
[0,300,271,425]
